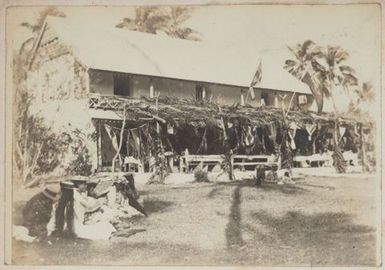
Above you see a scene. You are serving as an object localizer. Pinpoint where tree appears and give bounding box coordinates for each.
[12,86,72,187]
[315,46,358,174]
[310,45,358,113]
[111,106,127,174]
[285,42,359,173]
[116,6,168,34]
[161,7,202,41]
[13,7,67,187]
[346,82,374,119]
[353,81,374,110]
[284,40,326,113]
[116,6,201,41]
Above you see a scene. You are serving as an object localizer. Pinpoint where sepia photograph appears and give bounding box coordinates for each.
[1,1,383,267]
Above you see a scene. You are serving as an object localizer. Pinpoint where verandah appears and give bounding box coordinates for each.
[91,95,373,174]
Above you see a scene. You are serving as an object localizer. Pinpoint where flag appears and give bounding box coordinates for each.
[249,60,262,100]
[242,126,255,147]
[104,124,119,151]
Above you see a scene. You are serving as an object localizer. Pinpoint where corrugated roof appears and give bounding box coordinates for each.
[42,16,311,94]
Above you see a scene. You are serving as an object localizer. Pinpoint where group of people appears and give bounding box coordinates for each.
[20,173,146,241]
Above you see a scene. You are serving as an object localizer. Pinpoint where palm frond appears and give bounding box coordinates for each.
[36,7,65,32]
[301,40,315,57]
[20,22,38,32]
[341,73,358,86]
[359,82,375,102]
[115,17,136,29]
[286,45,300,60]
[170,6,191,24]
[334,47,349,64]
[339,65,356,75]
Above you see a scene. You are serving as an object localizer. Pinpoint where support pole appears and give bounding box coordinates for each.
[332,119,347,173]
[359,123,367,173]
[229,150,234,180]
[97,121,102,170]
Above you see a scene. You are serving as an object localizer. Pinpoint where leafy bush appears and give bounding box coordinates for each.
[194,168,209,183]
[66,139,93,176]
[13,89,72,187]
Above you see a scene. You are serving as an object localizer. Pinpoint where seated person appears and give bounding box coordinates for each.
[48,179,116,240]
[87,174,147,224]
[22,185,60,237]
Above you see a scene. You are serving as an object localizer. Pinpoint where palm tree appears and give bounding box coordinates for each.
[284,40,326,113]
[162,7,202,41]
[116,6,169,34]
[116,6,201,41]
[313,46,358,173]
[355,81,374,105]
[347,81,374,118]
[285,42,358,173]
[311,45,358,112]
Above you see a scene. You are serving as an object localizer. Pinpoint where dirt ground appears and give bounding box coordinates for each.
[11,174,379,266]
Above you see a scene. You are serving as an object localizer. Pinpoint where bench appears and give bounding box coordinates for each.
[232,155,278,171]
[180,154,224,172]
[293,151,358,168]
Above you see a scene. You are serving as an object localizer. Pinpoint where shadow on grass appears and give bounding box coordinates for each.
[13,239,210,266]
[251,210,376,265]
[207,186,224,199]
[138,190,151,196]
[12,237,94,265]
[217,178,255,187]
[225,186,244,248]
[142,198,174,214]
[258,182,309,195]
[217,178,308,195]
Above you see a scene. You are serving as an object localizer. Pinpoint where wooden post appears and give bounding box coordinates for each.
[185,148,189,172]
[202,87,206,100]
[359,123,367,173]
[240,90,245,106]
[97,121,102,170]
[150,81,154,98]
[312,133,316,155]
[169,156,174,172]
[179,155,183,173]
[112,106,127,174]
[229,150,234,180]
[155,91,160,133]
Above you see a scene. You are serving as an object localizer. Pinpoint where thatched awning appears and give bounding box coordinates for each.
[90,94,372,129]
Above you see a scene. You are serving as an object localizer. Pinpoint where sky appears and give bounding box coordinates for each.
[6,4,382,115]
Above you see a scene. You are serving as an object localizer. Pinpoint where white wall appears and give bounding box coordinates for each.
[88,70,314,109]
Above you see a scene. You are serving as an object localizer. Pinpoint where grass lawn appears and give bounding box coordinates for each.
[12,174,378,266]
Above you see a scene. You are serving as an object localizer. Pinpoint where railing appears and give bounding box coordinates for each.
[179,152,279,172]
[293,151,358,168]
[88,93,139,110]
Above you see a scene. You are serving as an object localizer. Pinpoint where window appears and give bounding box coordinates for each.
[260,93,268,106]
[113,75,131,96]
[298,94,308,105]
[196,85,207,101]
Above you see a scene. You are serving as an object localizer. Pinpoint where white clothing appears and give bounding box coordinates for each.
[73,190,115,240]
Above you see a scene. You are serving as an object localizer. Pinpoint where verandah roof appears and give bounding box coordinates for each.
[89,95,370,128]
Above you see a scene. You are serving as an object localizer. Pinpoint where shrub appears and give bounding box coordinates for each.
[194,168,209,183]
[66,137,93,176]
